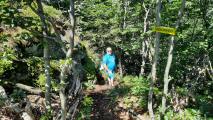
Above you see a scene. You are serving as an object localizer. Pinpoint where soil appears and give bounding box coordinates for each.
[85,80,150,120]
[86,81,131,120]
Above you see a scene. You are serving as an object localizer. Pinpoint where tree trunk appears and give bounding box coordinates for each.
[59,66,68,120]
[161,0,186,117]
[118,56,123,78]
[35,0,51,112]
[119,0,129,78]
[69,0,75,56]
[59,51,72,120]
[59,0,75,119]
[148,0,161,119]
[161,36,174,116]
[140,2,150,76]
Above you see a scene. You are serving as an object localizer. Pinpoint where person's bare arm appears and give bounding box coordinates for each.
[103,64,112,74]
[103,64,108,71]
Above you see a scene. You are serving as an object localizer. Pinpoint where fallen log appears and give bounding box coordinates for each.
[15,83,60,101]
[16,83,43,95]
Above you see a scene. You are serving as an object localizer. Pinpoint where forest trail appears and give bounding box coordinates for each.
[86,81,120,120]
[85,81,150,120]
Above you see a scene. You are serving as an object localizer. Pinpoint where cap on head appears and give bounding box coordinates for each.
[106,47,112,52]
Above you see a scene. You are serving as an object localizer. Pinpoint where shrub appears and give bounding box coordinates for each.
[0,47,16,76]
[163,108,203,120]
[26,56,43,77]
[35,74,46,91]
[120,76,150,109]
[77,96,93,120]
[83,80,95,90]
[10,89,26,102]
[35,74,59,92]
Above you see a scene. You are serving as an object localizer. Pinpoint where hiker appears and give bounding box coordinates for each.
[100,47,116,86]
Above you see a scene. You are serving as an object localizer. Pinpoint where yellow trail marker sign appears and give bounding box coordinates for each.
[152,26,176,35]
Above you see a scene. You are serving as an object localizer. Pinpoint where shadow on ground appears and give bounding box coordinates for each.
[89,92,120,120]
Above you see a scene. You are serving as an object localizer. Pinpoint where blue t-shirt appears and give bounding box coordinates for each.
[102,54,116,72]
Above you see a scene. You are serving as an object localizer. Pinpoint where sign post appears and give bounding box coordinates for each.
[152,26,176,35]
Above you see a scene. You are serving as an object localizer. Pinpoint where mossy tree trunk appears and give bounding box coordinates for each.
[59,0,75,119]
[35,0,52,113]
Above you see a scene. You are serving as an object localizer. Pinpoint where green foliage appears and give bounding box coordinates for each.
[0,34,10,42]
[175,87,188,96]
[39,110,52,120]
[163,109,204,120]
[59,58,72,68]
[83,56,97,82]
[0,97,6,107]
[0,47,16,76]
[43,4,63,19]
[81,41,99,81]
[122,96,139,108]
[0,0,212,119]
[35,60,66,92]
[122,76,149,96]
[51,79,59,92]
[0,59,13,76]
[26,56,43,77]
[50,60,60,71]
[82,96,93,106]
[36,73,46,91]
[21,5,39,19]
[83,80,95,90]
[196,95,213,117]
[40,115,49,120]
[77,96,93,120]
[120,76,149,109]
[0,0,19,27]
[10,89,26,102]
[36,73,59,92]
[21,2,63,20]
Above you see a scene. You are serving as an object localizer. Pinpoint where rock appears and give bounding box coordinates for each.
[10,103,22,113]
[21,112,34,120]
[0,86,7,99]
[24,102,35,120]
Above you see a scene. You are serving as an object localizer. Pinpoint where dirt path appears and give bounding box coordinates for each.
[85,81,150,120]
[85,81,121,120]
[89,92,119,120]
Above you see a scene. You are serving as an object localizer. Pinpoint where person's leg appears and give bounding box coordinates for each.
[108,72,114,86]
[110,79,114,86]
[111,77,114,86]
[107,77,111,86]
[105,70,110,85]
